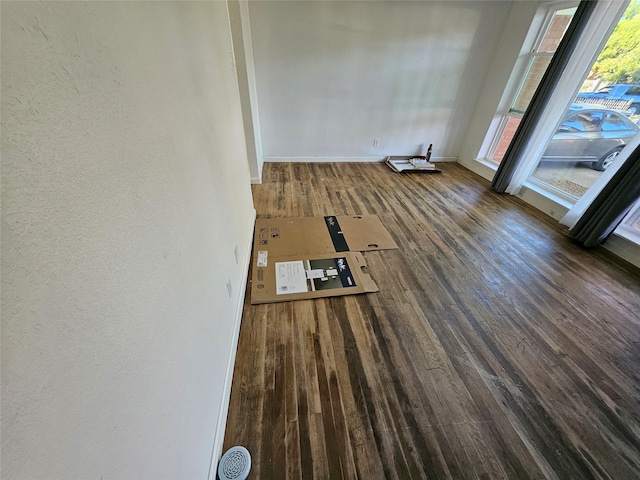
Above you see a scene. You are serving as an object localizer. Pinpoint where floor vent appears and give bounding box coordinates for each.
[218,446,251,480]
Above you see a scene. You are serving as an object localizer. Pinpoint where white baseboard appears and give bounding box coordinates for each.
[264,156,458,163]
[208,208,256,480]
[457,157,497,182]
[250,176,262,184]
[516,184,571,222]
[604,233,640,269]
[265,156,382,163]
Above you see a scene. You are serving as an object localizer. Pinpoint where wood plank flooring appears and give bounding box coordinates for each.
[223,162,640,479]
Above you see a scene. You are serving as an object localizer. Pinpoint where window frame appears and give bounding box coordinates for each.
[483,1,579,164]
[615,198,640,245]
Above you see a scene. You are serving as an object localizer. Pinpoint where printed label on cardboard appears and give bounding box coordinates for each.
[306,257,356,292]
[257,250,268,267]
[306,269,325,279]
[275,261,308,295]
[274,258,358,296]
[250,251,376,304]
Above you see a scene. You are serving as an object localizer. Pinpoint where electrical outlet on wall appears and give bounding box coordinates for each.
[373,138,380,147]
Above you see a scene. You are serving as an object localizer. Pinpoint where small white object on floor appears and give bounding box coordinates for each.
[218,446,251,480]
[386,157,440,173]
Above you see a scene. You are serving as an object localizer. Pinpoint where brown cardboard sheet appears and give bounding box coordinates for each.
[250,251,378,304]
[249,215,395,304]
[253,215,398,258]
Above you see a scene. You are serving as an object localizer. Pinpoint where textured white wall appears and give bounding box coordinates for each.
[1,2,254,479]
[249,0,513,162]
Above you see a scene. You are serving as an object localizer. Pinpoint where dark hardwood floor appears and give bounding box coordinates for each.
[223,162,640,479]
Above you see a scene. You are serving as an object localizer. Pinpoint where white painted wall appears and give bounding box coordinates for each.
[1,2,254,479]
[248,0,514,162]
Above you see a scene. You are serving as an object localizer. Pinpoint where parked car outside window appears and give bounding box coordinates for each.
[541,108,639,171]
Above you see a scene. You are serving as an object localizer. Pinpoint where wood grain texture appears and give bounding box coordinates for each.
[223,162,640,479]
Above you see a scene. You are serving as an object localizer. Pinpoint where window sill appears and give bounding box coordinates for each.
[476,158,499,170]
[518,179,574,222]
[613,223,640,247]
[524,178,576,210]
[459,157,498,183]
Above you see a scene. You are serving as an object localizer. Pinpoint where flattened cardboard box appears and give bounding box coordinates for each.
[251,251,378,304]
[254,215,398,257]
[250,215,397,304]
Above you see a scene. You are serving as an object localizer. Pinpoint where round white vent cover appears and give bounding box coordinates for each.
[218,445,251,480]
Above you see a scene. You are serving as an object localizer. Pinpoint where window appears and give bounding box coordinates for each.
[528,0,639,199]
[476,0,631,196]
[565,111,603,132]
[486,5,577,164]
[602,112,632,131]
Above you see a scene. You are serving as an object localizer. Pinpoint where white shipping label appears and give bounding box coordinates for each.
[275,261,309,295]
[257,250,268,267]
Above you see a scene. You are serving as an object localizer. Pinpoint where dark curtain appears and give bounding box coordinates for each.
[569,144,640,247]
[491,0,598,192]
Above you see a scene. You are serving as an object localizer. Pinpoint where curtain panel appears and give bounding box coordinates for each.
[569,144,640,247]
